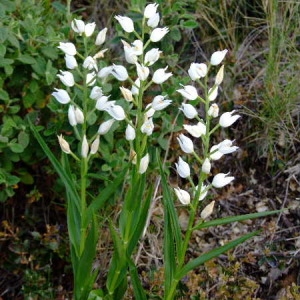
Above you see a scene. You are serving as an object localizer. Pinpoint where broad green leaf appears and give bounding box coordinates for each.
[176,231,259,280]
[181,19,199,29]
[193,210,283,230]
[18,54,36,64]
[18,131,29,149]
[9,143,24,153]
[0,44,6,57]
[0,89,9,101]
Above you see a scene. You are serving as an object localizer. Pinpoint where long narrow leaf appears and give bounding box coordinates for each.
[176,231,259,280]
[193,210,283,230]
[28,117,81,211]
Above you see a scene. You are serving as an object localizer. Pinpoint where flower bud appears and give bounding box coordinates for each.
[150,27,169,42]
[179,103,198,119]
[210,49,228,66]
[98,66,113,78]
[95,27,108,45]
[105,103,126,121]
[57,134,71,154]
[175,157,190,178]
[201,201,215,219]
[177,85,198,100]
[208,86,218,101]
[122,40,138,64]
[196,184,208,201]
[74,107,84,124]
[98,119,115,135]
[177,134,194,154]
[90,136,100,155]
[52,88,71,104]
[132,40,143,55]
[209,145,223,160]
[86,72,96,86]
[95,96,110,110]
[83,56,98,71]
[152,67,172,84]
[68,105,77,126]
[120,86,133,102]
[90,86,103,100]
[81,135,89,158]
[212,173,234,188]
[215,65,224,85]
[125,124,136,141]
[174,187,190,205]
[217,139,239,154]
[202,158,211,174]
[139,153,149,174]
[115,15,134,33]
[58,42,76,56]
[131,78,140,95]
[71,19,85,35]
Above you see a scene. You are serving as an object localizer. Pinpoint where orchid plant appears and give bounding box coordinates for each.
[28,2,281,300]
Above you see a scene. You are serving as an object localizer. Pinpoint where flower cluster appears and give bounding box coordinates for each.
[174,50,240,219]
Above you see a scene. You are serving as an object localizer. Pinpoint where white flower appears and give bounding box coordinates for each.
[201,201,215,219]
[195,183,208,201]
[84,22,96,37]
[83,56,98,71]
[95,27,108,45]
[122,40,138,64]
[144,3,159,18]
[151,95,172,110]
[179,103,198,119]
[202,158,211,174]
[212,173,234,188]
[209,145,223,160]
[57,134,71,154]
[90,86,103,100]
[139,153,150,174]
[175,157,190,178]
[132,40,143,55]
[90,136,100,154]
[65,54,78,69]
[219,110,241,127]
[115,15,134,33]
[68,105,77,126]
[188,63,208,80]
[208,103,219,118]
[183,122,206,138]
[177,134,194,154]
[131,78,140,95]
[52,88,71,104]
[105,103,126,121]
[74,106,84,124]
[208,86,218,101]
[150,27,169,42]
[174,187,190,205]
[210,49,228,66]
[152,67,172,84]
[136,63,150,81]
[86,72,96,86]
[177,85,198,101]
[58,42,77,56]
[147,13,160,28]
[125,124,136,140]
[120,86,133,102]
[71,19,85,34]
[81,135,89,158]
[57,70,75,87]
[145,105,155,118]
[144,48,161,66]
[98,66,113,78]
[217,139,239,154]
[98,119,115,135]
[111,64,128,81]
[141,117,154,136]
[215,65,224,85]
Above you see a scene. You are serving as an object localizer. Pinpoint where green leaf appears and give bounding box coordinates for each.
[193,210,283,230]
[18,131,29,149]
[181,19,199,29]
[9,143,24,153]
[0,27,8,43]
[0,89,9,101]
[18,54,36,64]
[170,27,182,42]
[176,231,259,280]
[0,44,6,57]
